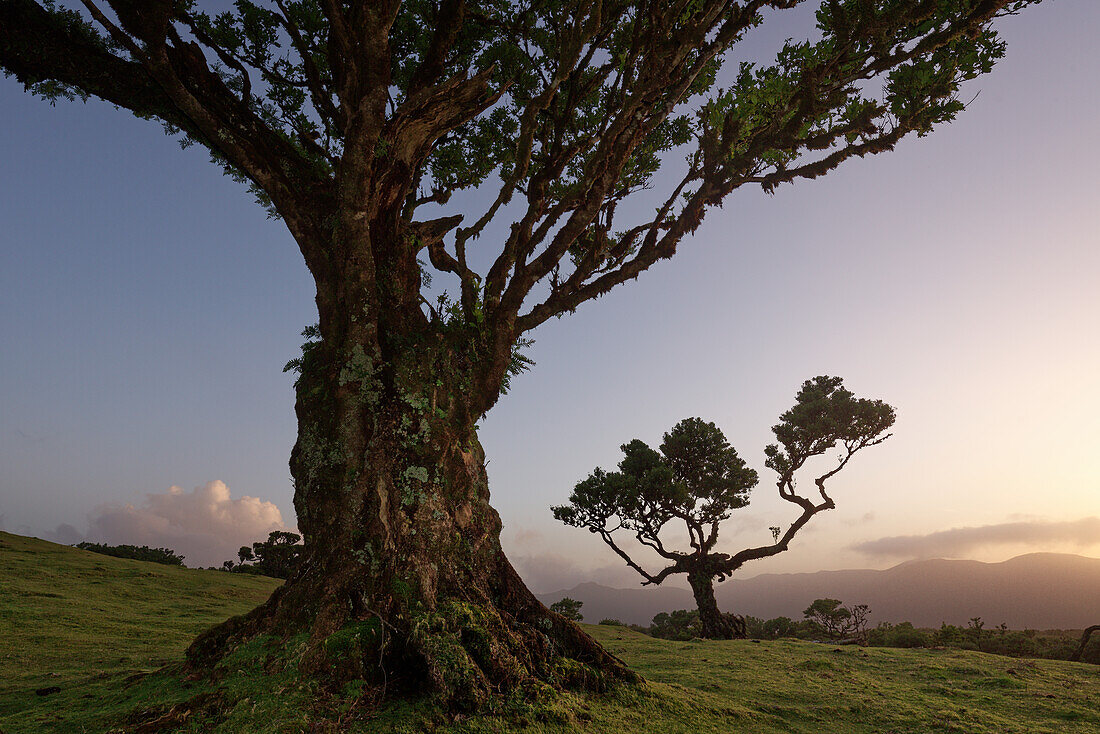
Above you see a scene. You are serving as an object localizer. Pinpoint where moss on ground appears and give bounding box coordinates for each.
[2,531,1099,733]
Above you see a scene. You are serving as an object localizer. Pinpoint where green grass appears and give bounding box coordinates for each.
[0,531,280,731]
[2,530,1099,733]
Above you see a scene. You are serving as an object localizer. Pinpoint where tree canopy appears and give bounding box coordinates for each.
[225,530,303,578]
[0,1,1040,412]
[549,597,584,621]
[803,597,871,640]
[553,417,758,582]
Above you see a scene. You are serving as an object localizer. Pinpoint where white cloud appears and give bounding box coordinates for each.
[87,480,289,567]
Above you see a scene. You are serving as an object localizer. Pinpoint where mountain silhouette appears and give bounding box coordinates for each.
[535,553,1100,628]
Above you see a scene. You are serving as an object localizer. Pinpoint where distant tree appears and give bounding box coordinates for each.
[867,621,929,648]
[74,542,184,566]
[554,376,894,638]
[550,598,584,622]
[224,531,303,580]
[934,622,966,647]
[968,616,987,652]
[554,416,756,638]
[649,609,702,641]
[747,615,802,640]
[867,621,1099,662]
[803,598,870,640]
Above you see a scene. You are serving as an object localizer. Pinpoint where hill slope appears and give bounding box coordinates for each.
[537,553,1100,627]
[0,532,280,704]
[1,532,1098,733]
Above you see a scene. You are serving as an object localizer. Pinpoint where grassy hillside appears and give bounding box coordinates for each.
[0,531,281,727]
[1,531,1098,733]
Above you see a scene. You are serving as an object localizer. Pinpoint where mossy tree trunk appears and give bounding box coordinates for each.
[187,246,631,710]
[687,569,746,640]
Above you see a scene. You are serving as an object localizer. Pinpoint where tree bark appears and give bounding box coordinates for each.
[1070,625,1100,663]
[185,282,632,710]
[687,570,746,640]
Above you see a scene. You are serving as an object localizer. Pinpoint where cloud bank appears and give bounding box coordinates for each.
[852,517,1100,559]
[86,480,289,567]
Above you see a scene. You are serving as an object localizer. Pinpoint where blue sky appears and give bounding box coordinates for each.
[2,1,1098,587]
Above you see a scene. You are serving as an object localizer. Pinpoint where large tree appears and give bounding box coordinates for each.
[553,378,894,639]
[0,0,1040,710]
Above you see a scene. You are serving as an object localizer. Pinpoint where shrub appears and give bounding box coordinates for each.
[884,622,930,648]
[74,542,184,566]
[649,609,701,641]
[934,623,966,647]
[750,616,802,640]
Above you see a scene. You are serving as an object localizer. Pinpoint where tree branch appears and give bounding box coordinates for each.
[598,529,663,584]
[272,0,340,131]
[0,0,334,272]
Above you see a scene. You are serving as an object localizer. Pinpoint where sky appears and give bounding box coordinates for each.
[1,2,1098,588]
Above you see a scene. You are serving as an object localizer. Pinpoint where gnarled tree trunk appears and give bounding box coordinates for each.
[186,264,632,710]
[687,569,746,640]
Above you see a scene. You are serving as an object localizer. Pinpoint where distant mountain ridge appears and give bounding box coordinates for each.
[535,553,1100,629]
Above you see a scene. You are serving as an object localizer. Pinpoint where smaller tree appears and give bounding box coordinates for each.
[803,598,871,641]
[549,598,584,622]
[747,616,801,641]
[224,531,303,579]
[968,617,987,652]
[553,376,895,639]
[554,417,757,638]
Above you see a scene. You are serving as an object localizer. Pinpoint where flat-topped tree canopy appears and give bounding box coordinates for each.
[553,419,759,583]
[0,0,1040,712]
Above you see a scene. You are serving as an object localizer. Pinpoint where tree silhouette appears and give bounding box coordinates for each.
[550,598,584,622]
[1,0,1037,707]
[803,598,870,640]
[231,531,304,579]
[554,377,894,638]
